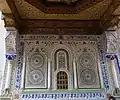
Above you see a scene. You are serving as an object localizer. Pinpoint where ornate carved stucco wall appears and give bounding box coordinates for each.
[8,34,110,100]
[4,29,120,99]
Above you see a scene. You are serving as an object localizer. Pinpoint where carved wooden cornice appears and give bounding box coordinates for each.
[20,27,101,35]
[20,20,101,35]
[22,19,100,28]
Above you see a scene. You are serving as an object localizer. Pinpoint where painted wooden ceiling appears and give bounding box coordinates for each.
[0,0,120,34]
[14,0,111,19]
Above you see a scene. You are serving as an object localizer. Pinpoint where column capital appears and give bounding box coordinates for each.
[5,53,17,60]
[48,58,51,62]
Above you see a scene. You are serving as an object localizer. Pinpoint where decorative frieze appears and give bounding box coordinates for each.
[20,35,97,41]
[21,93,105,100]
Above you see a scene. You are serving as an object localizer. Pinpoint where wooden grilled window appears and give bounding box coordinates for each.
[57,71,68,89]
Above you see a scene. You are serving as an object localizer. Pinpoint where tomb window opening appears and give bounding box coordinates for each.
[57,71,68,89]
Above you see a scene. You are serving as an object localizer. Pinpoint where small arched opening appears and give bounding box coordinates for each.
[57,71,68,89]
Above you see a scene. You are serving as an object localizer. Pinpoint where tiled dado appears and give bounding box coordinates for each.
[21,92,105,100]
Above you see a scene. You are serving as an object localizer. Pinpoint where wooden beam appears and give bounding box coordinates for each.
[20,27,102,35]
[100,0,120,31]
[20,19,102,35]
[22,19,100,28]
[2,13,13,19]
[5,0,22,28]
[2,13,20,29]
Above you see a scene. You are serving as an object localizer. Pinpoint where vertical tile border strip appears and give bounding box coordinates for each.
[15,42,24,90]
[97,36,110,91]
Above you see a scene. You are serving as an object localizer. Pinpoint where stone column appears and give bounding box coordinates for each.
[105,29,119,93]
[0,13,20,99]
[111,59,119,88]
[5,53,16,89]
[48,59,51,89]
[106,54,119,89]
[2,27,18,96]
[0,13,6,95]
[20,51,26,90]
[97,59,104,88]
[73,59,77,89]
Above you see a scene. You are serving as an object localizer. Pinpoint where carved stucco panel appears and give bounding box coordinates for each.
[14,35,110,93]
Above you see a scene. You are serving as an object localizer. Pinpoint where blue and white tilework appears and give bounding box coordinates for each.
[106,54,120,87]
[21,93,105,100]
[6,53,17,60]
[97,36,110,91]
[106,54,120,73]
[15,42,24,90]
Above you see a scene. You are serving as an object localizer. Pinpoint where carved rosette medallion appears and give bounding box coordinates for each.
[29,53,44,68]
[29,70,43,85]
[79,53,94,68]
[80,69,96,85]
